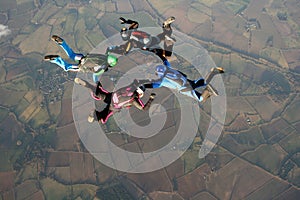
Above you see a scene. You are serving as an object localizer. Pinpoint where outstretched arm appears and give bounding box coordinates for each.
[132,93,156,110]
[120,17,139,29]
[106,41,133,55]
[144,48,172,69]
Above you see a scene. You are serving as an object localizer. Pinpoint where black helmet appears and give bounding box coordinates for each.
[120,27,129,41]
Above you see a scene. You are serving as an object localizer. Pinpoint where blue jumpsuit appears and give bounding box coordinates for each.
[48,40,109,83]
[147,60,206,102]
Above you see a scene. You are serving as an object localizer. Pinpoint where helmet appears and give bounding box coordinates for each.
[120,27,129,41]
[155,65,166,77]
[135,86,145,98]
[107,54,118,67]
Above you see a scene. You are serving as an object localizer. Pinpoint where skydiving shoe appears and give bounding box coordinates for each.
[150,93,156,99]
[51,35,64,45]
[163,16,175,28]
[74,78,87,87]
[95,81,103,96]
[88,110,95,123]
[205,67,225,85]
[201,84,219,103]
[44,55,59,61]
[207,84,219,96]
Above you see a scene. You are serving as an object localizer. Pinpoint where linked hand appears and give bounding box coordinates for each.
[150,93,156,99]
[119,17,127,24]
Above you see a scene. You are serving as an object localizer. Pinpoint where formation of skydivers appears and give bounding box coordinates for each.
[44,17,224,124]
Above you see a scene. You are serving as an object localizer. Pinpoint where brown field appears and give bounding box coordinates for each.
[15,180,39,200]
[24,190,45,200]
[0,63,7,83]
[279,132,300,154]
[246,95,280,122]
[283,49,300,70]
[165,5,197,33]
[294,121,300,133]
[177,164,211,199]
[165,157,184,179]
[148,0,184,14]
[149,191,184,200]
[116,0,134,13]
[137,125,177,153]
[70,152,96,184]
[0,171,15,192]
[0,87,26,106]
[57,99,73,127]
[226,96,256,119]
[51,167,71,183]
[0,114,24,147]
[47,152,70,167]
[243,144,287,174]
[62,81,74,100]
[5,66,28,81]
[191,191,217,200]
[56,123,79,151]
[283,95,300,123]
[224,74,242,97]
[220,134,252,155]
[205,148,235,171]
[127,169,173,193]
[93,160,116,183]
[273,19,292,38]
[2,190,14,200]
[274,187,300,200]
[206,158,272,200]
[260,117,294,141]
[243,62,266,82]
[243,0,269,19]
[19,25,52,55]
[187,7,210,24]
[244,178,290,200]
[107,132,128,147]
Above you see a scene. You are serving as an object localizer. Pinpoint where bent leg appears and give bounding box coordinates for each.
[95,105,113,124]
[49,56,79,71]
[188,78,206,89]
[181,90,203,103]
[52,36,84,61]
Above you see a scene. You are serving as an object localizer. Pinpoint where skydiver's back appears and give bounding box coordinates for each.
[79,54,108,73]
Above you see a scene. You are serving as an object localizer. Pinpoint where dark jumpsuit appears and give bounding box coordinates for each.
[82,79,154,124]
[106,19,174,57]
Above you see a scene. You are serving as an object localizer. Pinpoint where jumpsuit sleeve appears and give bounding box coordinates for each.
[144,78,162,89]
[126,19,139,29]
[107,42,133,55]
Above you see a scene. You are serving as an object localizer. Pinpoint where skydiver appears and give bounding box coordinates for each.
[143,48,225,103]
[74,78,156,124]
[44,35,118,82]
[106,16,176,58]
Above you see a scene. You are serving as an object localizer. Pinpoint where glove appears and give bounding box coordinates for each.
[119,17,127,24]
[150,93,156,99]
[106,46,116,54]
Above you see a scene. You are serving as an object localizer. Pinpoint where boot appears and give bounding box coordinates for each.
[163,16,175,28]
[44,55,59,61]
[51,35,64,45]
